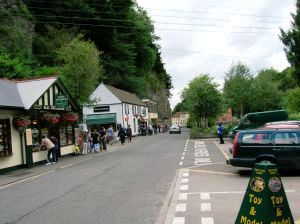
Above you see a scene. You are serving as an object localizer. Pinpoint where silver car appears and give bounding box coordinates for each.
[169,125,181,134]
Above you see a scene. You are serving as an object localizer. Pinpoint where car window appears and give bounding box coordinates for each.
[242,133,271,144]
[274,132,299,145]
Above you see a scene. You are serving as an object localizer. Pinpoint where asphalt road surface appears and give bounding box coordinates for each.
[0,130,190,224]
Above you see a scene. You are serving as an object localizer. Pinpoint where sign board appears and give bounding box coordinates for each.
[25,129,32,146]
[94,106,110,112]
[235,161,294,224]
[55,94,68,109]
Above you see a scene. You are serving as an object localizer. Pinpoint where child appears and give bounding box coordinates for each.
[74,143,81,156]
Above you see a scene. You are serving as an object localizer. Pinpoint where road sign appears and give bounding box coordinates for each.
[235,161,294,224]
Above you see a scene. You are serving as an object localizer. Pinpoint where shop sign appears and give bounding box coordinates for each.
[234,161,294,224]
[55,94,68,109]
[94,106,110,112]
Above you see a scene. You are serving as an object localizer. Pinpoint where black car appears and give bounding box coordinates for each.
[228,126,300,169]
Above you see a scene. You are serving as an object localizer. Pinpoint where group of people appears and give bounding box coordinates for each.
[140,123,168,136]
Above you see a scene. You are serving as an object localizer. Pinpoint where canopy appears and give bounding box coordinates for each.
[86,113,116,125]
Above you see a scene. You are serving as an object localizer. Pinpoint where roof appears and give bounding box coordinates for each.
[104,84,146,106]
[172,112,189,118]
[0,79,24,108]
[15,77,57,109]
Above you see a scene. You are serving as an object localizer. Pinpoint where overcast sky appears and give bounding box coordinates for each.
[135,0,296,109]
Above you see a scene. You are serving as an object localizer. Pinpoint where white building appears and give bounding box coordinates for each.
[171,112,190,127]
[83,83,148,136]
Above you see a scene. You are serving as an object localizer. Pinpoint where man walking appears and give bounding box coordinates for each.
[126,125,132,143]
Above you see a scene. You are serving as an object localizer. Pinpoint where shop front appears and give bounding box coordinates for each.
[0,77,80,172]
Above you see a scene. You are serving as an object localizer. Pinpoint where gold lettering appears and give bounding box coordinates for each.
[249,207,256,216]
[271,196,283,206]
[249,194,262,205]
[241,215,247,224]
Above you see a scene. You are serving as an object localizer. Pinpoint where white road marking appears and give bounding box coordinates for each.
[178,193,188,201]
[186,190,296,195]
[201,217,214,224]
[201,203,212,212]
[182,172,189,177]
[194,158,212,164]
[200,193,210,200]
[181,178,189,183]
[181,156,184,160]
[172,217,185,224]
[182,152,186,156]
[180,185,189,191]
[179,161,183,166]
[176,203,187,212]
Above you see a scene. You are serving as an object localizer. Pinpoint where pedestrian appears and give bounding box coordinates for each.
[217,123,225,144]
[148,124,153,135]
[107,125,114,145]
[40,135,56,165]
[99,127,107,151]
[50,136,59,162]
[90,129,100,153]
[126,125,132,143]
[118,127,126,145]
[82,131,89,154]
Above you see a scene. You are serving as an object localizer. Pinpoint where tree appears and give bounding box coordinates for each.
[57,36,103,105]
[283,87,300,113]
[250,69,283,111]
[280,0,300,84]
[181,74,222,127]
[223,63,253,117]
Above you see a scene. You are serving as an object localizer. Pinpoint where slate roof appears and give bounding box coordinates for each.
[104,84,146,106]
[0,76,57,109]
[0,79,24,108]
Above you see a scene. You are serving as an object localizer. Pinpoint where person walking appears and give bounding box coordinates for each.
[82,131,89,154]
[90,129,100,153]
[50,136,59,162]
[107,125,114,145]
[126,125,132,143]
[118,127,126,145]
[40,135,56,165]
[217,123,225,144]
[99,127,107,151]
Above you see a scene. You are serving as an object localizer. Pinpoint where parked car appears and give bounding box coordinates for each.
[229,110,288,139]
[228,124,300,169]
[169,125,181,134]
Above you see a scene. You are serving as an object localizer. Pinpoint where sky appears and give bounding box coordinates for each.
[135,0,296,109]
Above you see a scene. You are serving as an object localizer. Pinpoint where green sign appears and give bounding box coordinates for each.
[55,94,68,109]
[235,161,294,224]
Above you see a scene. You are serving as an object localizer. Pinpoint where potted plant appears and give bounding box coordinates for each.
[42,113,61,124]
[12,115,31,130]
[62,112,79,123]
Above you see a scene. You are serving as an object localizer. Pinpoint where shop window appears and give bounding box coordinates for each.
[0,119,12,157]
[59,125,74,146]
[66,125,73,145]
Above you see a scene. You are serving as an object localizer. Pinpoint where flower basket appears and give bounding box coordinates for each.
[42,113,61,124]
[13,116,31,130]
[62,112,79,123]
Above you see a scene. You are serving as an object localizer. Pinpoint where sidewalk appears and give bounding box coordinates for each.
[0,141,124,188]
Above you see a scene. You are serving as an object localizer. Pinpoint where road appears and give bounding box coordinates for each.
[0,129,299,224]
[0,130,190,224]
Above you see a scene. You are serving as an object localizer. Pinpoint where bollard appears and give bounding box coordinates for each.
[235,161,295,224]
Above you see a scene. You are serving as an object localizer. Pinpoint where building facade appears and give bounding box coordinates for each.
[171,112,190,127]
[0,77,80,172]
[83,83,148,136]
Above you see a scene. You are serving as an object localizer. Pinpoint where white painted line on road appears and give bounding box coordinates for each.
[200,193,210,200]
[181,178,189,183]
[181,156,185,160]
[190,169,238,176]
[187,190,295,195]
[172,217,185,224]
[184,149,187,152]
[213,141,229,160]
[182,172,189,177]
[201,217,214,224]
[180,185,189,191]
[178,193,188,201]
[179,161,183,166]
[201,203,212,212]
[176,203,187,212]
[182,152,186,156]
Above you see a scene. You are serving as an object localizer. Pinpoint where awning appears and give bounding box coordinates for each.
[86,113,116,125]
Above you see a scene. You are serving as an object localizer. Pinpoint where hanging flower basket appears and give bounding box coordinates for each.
[12,116,31,130]
[62,112,79,123]
[42,113,61,124]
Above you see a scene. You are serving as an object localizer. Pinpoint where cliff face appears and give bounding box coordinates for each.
[148,88,172,124]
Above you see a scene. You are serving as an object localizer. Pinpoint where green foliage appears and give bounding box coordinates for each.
[223,63,253,117]
[280,1,300,84]
[275,67,298,91]
[57,36,103,105]
[182,74,222,123]
[283,87,300,113]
